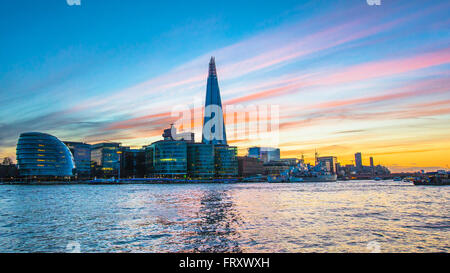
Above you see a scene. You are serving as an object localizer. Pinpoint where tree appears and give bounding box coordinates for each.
[2,157,13,165]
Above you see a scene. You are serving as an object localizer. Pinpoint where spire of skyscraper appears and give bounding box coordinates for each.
[202,57,227,145]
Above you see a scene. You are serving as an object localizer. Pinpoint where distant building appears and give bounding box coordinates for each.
[91,142,121,178]
[149,140,187,176]
[238,156,264,177]
[120,147,146,178]
[16,132,75,177]
[214,145,238,177]
[317,156,338,174]
[64,141,91,178]
[187,143,215,178]
[248,147,280,163]
[263,160,292,175]
[355,152,363,169]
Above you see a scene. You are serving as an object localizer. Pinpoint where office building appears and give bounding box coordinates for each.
[91,142,121,178]
[120,147,146,178]
[237,156,264,177]
[355,152,363,169]
[248,147,280,163]
[317,156,338,174]
[214,145,238,177]
[149,140,187,176]
[187,143,215,178]
[64,141,91,178]
[202,57,227,145]
[16,132,75,177]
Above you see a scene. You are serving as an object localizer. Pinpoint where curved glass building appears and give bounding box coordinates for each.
[16,132,75,177]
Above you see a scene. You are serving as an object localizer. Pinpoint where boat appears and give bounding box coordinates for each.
[268,160,337,183]
[413,172,450,186]
[393,177,402,181]
[374,177,382,181]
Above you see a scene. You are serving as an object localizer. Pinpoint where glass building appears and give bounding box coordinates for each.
[91,142,121,178]
[214,145,238,177]
[148,140,187,176]
[248,147,280,163]
[64,141,91,178]
[16,132,75,177]
[120,147,146,178]
[202,57,227,145]
[187,143,214,178]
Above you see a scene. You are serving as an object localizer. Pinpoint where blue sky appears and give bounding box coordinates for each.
[1,0,449,171]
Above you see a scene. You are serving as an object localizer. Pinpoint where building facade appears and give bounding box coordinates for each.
[187,143,215,178]
[91,142,121,178]
[64,141,91,178]
[317,156,338,174]
[237,156,264,177]
[16,132,75,177]
[202,57,227,145]
[248,147,280,163]
[355,152,363,169]
[214,145,238,177]
[149,140,187,176]
[120,147,146,178]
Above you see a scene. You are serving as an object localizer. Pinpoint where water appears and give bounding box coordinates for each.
[0,180,448,252]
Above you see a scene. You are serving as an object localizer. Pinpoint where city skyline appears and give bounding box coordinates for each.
[1,1,450,172]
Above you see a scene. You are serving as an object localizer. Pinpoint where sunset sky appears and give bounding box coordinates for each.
[1,0,449,172]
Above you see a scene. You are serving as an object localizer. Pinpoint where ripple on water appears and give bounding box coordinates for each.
[0,182,448,252]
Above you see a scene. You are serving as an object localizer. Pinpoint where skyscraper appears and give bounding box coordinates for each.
[202,57,227,145]
[355,152,363,169]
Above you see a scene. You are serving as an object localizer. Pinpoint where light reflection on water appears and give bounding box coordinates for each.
[0,181,448,252]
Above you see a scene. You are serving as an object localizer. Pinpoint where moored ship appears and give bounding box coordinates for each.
[268,160,337,183]
[413,171,450,186]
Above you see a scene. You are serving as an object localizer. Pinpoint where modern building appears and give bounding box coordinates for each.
[16,132,75,177]
[64,141,91,178]
[237,156,264,177]
[120,147,146,178]
[317,156,338,174]
[202,57,227,145]
[91,142,121,178]
[355,152,363,169]
[187,143,215,178]
[149,140,187,176]
[214,145,238,177]
[248,147,280,163]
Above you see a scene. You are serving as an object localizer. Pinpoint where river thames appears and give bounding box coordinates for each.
[0,180,448,252]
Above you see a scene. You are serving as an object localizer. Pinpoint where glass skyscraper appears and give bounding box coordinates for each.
[202,57,227,145]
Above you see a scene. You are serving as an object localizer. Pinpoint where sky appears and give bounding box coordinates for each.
[1,0,449,172]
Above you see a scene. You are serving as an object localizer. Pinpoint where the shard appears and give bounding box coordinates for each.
[202,57,227,145]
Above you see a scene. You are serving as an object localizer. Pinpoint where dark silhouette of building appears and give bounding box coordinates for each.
[120,147,146,178]
[355,152,363,169]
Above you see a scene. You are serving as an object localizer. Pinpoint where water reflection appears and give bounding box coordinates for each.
[182,189,242,252]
